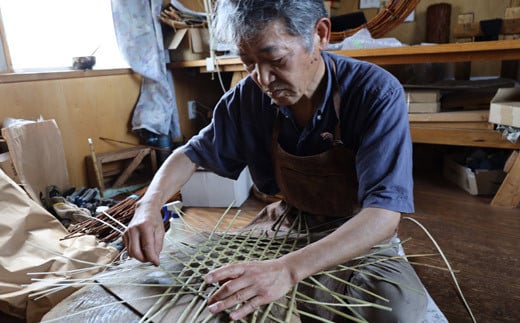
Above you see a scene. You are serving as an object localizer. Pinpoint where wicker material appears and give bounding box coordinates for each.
[330,0,421,43]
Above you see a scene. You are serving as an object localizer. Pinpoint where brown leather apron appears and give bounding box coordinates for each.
[272,62,357,217]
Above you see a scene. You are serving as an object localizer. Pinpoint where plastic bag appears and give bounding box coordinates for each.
[327,28,404,50]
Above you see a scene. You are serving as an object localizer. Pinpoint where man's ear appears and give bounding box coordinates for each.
[315,17,331,50]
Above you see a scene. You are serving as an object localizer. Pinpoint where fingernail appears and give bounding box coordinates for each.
[208,304,217,313]
[204,274,213,283]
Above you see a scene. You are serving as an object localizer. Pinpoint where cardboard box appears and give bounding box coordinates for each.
[181,167,253,207]
[166,27,210,62]
[443,153,506,195]
[489,88,520,127]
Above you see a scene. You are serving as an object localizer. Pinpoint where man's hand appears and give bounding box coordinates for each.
[123,203,165,266]
[204,259,294,320]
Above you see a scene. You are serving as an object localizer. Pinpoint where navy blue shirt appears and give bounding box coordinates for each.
[184,51,414,213]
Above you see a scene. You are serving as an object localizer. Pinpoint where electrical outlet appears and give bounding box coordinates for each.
[188,100,197,120]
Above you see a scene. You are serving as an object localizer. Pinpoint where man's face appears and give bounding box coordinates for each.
[238,20,324,106]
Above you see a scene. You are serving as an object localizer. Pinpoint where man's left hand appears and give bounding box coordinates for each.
[204,259,294,320]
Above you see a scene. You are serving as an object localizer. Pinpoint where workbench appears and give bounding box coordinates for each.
[168,40,520,207]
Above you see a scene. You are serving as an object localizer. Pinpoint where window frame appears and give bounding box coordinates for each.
[0,0,128,75]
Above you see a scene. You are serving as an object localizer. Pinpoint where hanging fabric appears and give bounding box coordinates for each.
[111,0,181,139]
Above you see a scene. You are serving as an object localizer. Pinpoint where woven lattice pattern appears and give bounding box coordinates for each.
[36,209,424,322]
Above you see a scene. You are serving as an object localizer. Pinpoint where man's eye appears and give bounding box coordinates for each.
[272,58,284,65]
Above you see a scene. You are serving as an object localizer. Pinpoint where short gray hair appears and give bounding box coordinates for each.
[212,0,328,52]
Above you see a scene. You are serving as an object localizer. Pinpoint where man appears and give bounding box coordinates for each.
[124,0,428,321]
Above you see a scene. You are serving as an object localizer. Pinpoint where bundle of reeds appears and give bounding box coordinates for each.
[330,0,421,43]
[63,195,139,243]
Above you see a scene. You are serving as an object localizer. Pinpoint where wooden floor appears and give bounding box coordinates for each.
[181,171,520,323]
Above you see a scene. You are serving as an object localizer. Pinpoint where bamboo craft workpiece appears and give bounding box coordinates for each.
[329,0,421,42]
[42,208,434,322]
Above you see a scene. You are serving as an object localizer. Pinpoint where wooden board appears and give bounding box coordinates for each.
[0,9,13,73]
[410,126,520,149]
[409,121,492,129]
[491,150,520,207]
[408,110,489,122]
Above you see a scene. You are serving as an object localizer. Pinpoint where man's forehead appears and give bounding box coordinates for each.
[239,44,280,56]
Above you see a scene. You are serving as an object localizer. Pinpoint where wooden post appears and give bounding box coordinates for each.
[88,138,105,196]
[491,150,520,208]
[0,9,13,73]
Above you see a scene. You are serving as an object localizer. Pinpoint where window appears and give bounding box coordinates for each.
[0,0,128,71]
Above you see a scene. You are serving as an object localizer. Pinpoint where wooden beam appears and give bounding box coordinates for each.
[408,111,489,122]
[167,40,520,70]
[410,127,520,149]
[0,9,13,73]
[112,148,150,188]
[491,150,520,208]
[409,121,492,129]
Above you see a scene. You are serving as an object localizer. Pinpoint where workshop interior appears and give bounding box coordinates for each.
[0,0,519,322]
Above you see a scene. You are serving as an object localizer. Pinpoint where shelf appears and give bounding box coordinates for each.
[167,39,520,72]
[167,39,520,207]
[454,18,520,38]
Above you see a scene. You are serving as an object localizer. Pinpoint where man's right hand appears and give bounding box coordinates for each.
[123,201,165,266]
[122,148,198,266]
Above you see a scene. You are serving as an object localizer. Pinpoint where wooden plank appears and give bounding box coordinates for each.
[112,148,149,188]
[0,9,13,73]
[97,147,146,163]
[408,111,489,122]
[504,150,519,172]
[410,126,520,149]
[409,121,492,129]
[491,150,520,207]
[168,40,520,70]
[0,68,134,84]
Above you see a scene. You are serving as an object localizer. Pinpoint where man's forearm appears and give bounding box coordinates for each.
[281,207,401,284]
[138,146,198,209]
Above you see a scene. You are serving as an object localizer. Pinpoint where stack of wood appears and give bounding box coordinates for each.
[405,89,441,113]
[159,3,207,31]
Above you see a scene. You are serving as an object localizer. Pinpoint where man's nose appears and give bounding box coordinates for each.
[254,63,275,88]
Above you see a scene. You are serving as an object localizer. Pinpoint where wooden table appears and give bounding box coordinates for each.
[168,40,520,207]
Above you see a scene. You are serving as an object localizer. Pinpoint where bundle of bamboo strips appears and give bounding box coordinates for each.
[63,195,138,243]
[330,0,421,43]
[62,187,158,244]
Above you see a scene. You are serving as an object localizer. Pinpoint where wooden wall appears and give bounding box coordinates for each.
[0,0,514,188]
[0,72,141,187]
